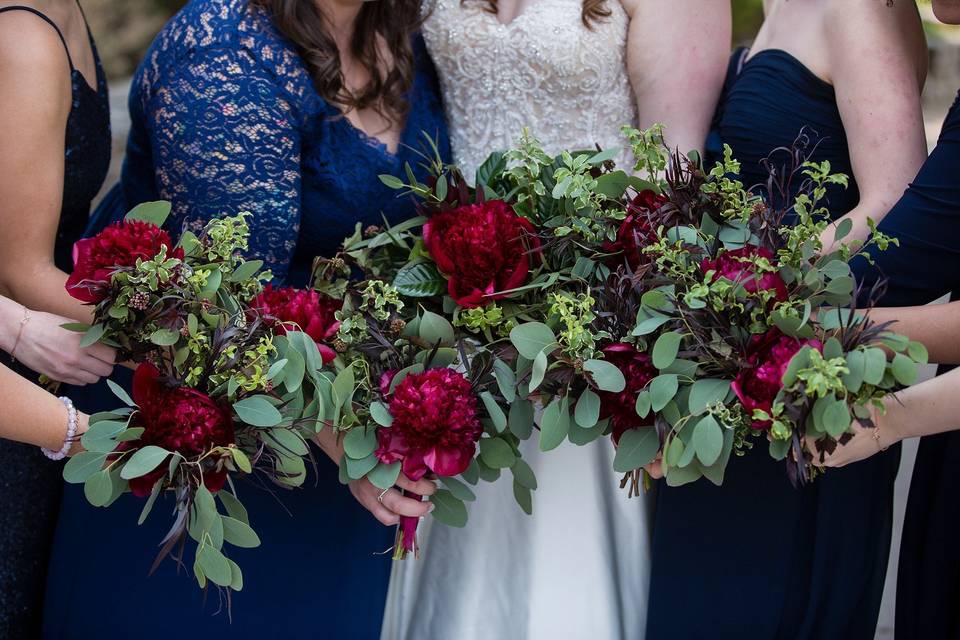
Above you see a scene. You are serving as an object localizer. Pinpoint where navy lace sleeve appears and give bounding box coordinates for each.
[145,44,302,282]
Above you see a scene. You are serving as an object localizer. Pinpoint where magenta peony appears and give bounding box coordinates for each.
[603,190,668,270]
[732,329,823,430]
[123,363,235,497]
[596,343,658,444]
[67,220,184,303]
[701,245,788,302]
[423,199,540,308]
[375,368,483,481]
[251,285,342,363]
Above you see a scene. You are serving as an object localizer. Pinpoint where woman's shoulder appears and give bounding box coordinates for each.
[139,0,316,106]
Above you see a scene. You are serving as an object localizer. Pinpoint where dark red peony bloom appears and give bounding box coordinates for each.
[251,285,342,363]
[423,200,540,308]
[596,343,658,444]
[375,368,483,481]
[701,245,788,302]
[732,329,823,430]
[123,363,235,497]
[603,190,668,270]
[67,220,184,303]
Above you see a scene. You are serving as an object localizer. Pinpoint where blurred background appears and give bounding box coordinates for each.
[80,2,955,638]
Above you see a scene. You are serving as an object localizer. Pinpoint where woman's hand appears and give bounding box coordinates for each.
[808,403,901,468]
[1,307,115,385]
[313,427,437,525]
[348,473,437,526]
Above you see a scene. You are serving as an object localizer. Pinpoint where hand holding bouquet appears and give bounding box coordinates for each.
[63,203,334,593]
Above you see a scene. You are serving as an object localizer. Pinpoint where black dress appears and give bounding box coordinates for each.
[852,90,960,639]
[646,49,900,640]
[0,4,109,637]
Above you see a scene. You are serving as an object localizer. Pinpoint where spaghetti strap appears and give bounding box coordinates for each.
[0,5,74,70]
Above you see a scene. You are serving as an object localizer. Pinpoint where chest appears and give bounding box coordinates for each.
[424,0,629,90]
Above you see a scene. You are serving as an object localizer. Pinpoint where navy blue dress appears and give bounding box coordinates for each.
[853,91,960,639]
[0,4,110,638]
[43,1,449,637]
[646,49,899,640]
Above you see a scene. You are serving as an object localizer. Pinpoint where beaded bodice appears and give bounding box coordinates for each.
[423,0,636,179]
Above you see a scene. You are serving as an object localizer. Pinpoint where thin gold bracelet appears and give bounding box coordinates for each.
[10,306,31,362]
[872,425,889,452]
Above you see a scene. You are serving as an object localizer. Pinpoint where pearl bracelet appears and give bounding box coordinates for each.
[42,397,78,461]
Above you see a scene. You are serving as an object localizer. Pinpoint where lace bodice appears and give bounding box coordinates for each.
[423,0,637,179]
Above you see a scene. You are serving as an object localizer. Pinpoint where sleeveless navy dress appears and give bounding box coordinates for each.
[853,91,960,639]
[646,49,898,640]
[43,1,450,638]
[0,4,109,637]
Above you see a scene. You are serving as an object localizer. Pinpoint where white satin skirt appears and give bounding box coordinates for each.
[380,436,652,640]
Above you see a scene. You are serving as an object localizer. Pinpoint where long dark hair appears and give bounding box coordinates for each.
[465,0,610,27]
[251,0,424,123]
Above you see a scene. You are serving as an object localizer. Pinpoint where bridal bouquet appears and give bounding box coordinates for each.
[367,126,926,492]
[62,203,332,593]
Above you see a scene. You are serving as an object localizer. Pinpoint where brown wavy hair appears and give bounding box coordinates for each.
[466,0,610,26]
[251,0,424,123]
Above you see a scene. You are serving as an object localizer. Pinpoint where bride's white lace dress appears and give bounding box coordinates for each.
[381,2,650,638]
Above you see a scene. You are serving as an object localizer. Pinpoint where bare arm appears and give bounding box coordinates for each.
[0,363,88,451]
[821,0,928,250]
[621,0,731,156]
[817,366,960,468]
[0,14,91,321]
[867,301,960,365]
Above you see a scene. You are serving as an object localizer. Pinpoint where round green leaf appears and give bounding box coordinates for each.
[419,310,455,345]
[539,398,571,452]
[510,322,557,360]
[584,359,626,393]
[222,516,261,548]
[688,379,731,415]
[430,489,468,528]
[120,446,170,480]
[650,374,679,412]
[891,352,919,386]
[574,388,601,428]
[442,476,477,502]
[84,470,114,507]
[692,416,723,466]
[652,332,682,370]
[343,427,378,459]
[509,399,535,440]
[63,451,107,484]
[233,396,283,428]
[613,427,660,472]
[370,402,394,427]
[479,437,517,469]
[197,546,232,587]
[367,461,401,490]
[511,458,537,490]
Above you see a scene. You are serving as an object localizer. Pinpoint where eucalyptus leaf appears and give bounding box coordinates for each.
[613,427,660,472]
[419,310,455,345]
[574,388,601,428]
[584,359,626,393]
[688,379,731,415]
[692,415,723,466]
[480,392,508,432]
[368,461,401,490]
[511,458,538,490]
[508,399,535,440]
[63,451,107,484]
[529,349,548,393]
[650,374,679,412]
[652,332,682,370]
[430,490,468,528]
[233,396,283,428]
[125,200,172,227]
[442,476,477,502]
[120,446,170,480]
[510,322,557,360]
[221,516,261,548]
[539,397,570,452]
[370,401,394,427]
[513,481,533,515]
[343,427,379,459]
[479,437,517,469]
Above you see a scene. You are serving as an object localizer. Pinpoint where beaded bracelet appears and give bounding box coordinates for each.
[42,397,78,461]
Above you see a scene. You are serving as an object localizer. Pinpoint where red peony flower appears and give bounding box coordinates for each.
[732,329,823,430]
[595,343,659,444]
[123,363,235,497]
[701,245,788,302]
[375,368,483,481]
[423,200,540,308]
[251,285,342,363]
[603,190,668,270]
[67,220,184,303]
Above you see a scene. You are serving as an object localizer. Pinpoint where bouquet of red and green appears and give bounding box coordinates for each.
[63,203,340,595]
[357,124,926,498]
